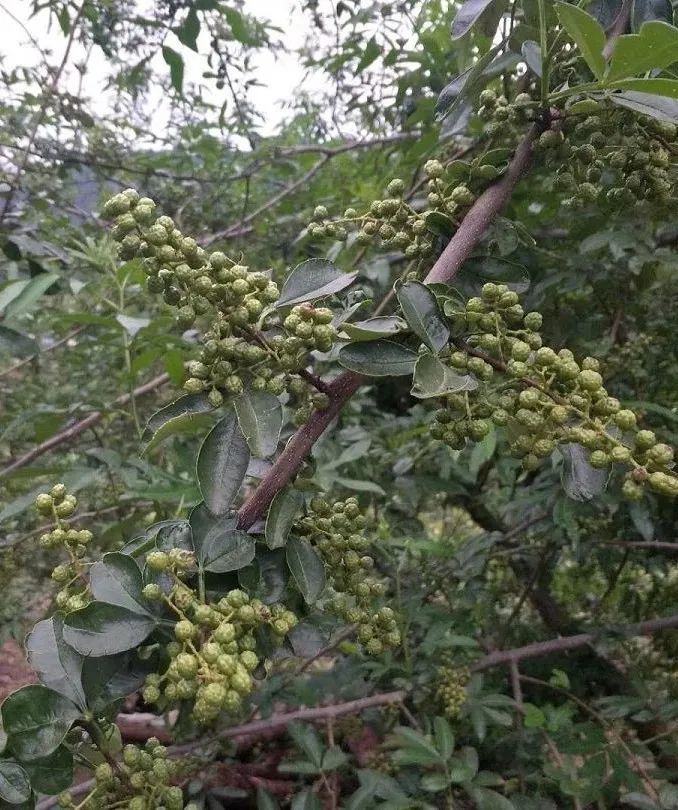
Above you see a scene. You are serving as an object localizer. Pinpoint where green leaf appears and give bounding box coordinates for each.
[256,788,280,810]
[196,412,251,517]
[458,257,530,294]
[356,36,380,72]
[25,616,86,710]
[629,501,654,541]
[223,7,253,44]
[425,211,456,238]
[89,553,151,616]
[338,340,418,376]
[176,7,200,51]
[276,259,358,308]
[265,487,303,549]
[291,788,323,810]
[81,650,158,712]
[162,45,184,94]
[3,273,60,320]
[523,703,546,728]
[286,536,326,603]
[392,727,444,767]
[341,316,408,341]
[142,393,213,453]
[287,721,324,768]
[521,40,542,76]
[234,390,282,458]
[452,0,501,39]
[466,786,515,810]
[0,325,37,358]
[411,354,479,399]
[609,77,678,97]
[610,89,678,120]
[555,3,606,80]
[22,746,73,795]
[435,43,503,122]
[0,760,31,804]
[190,505,255,573]
[421,772,451,792]
[395,281,449,353]
[1,686,80,762]
[62,602,155,657]
[82,650,158,712]
[607,21,678,82]
[433,717,455,760]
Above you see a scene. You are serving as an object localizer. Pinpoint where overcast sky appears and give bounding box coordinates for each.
[1,0,317,136]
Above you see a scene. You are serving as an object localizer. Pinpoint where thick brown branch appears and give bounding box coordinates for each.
[237,125,542,527]
[474,613,678,671]
[425,124,541,283]
[0,374,169,478]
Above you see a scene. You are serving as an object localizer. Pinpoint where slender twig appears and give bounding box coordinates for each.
[0,374,169,477]
[0,326,87,379]
[602,0,632,59]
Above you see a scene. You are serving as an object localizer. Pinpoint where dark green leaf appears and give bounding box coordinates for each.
[276,259,358,308]
[356,37,380,72]
[234,390,282,458]
[338,340,418,376]
[421,772,451,792]
[452,0,500,39]
[629,501,654,541]
[0,760,30,804]
[411,354,478,399]
[190,505,255,573]
[395,281,449,353]
[223,7,253,44]
[0,326,37,358]
[341,316,408,341]
[466,786,515,810]
[610,89,678,120]
[607,22,678,82]
[196,412,250,516]
[521,40,542,76]
[286,536,326,603]
[433,717,455,760]
[89,553,151,616]
[609,77,678,97]
[25,616,86,710]
[291,788,323,810]
[162,46,184,94]
[62,603,155,657]
[425,211,456,238]
[142,393,213,454]
[1,686,80,762]
[256,788,279,810]
[3,273,60,320]
[287,721,324,768]
[265,487,303,549]
[81,649,158,712]
[435,43,503,122]
[632,0,673,29]
[176,7,200,51]
[555,3,606,80]
[22,746,73,795]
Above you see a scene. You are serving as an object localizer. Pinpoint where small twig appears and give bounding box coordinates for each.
[602,0,632,59]
[298,368,333,395]
[0,374,169,477]
[0,326,87,379]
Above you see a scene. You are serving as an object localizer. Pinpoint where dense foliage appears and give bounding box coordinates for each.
[3,1,678,808]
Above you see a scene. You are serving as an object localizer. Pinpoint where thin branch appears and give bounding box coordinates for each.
[0,326,87,380]
[0,374,169,478]
[602,0,633,59]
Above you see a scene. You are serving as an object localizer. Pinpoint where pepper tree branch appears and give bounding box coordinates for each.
[236,123,543,530]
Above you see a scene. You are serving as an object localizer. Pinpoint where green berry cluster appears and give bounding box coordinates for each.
[141,575,298,725]
[477,89,536,138]
[102,189,338,409]
[431,283,678,499]
[295,496,401,654]
[57,738,189,809]
[436,658,471,720]
[538,104,677,210]
[35,485,92,613]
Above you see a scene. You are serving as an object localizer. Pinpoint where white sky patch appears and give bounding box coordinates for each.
[0,0,321,138]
